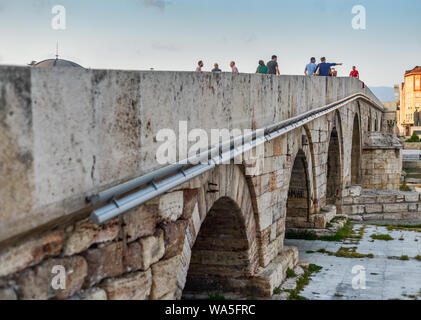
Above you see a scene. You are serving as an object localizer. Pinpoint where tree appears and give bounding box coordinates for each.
[406,131,420,143]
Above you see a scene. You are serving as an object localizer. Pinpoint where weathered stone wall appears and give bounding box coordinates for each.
[343,187,421,221]
[0,163,300,300]
[0,103,380,300]
[0,66,382,244]
[361,132,402,190]
[0,66,392,300]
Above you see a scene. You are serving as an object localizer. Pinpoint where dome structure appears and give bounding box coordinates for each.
[33,58,83,68]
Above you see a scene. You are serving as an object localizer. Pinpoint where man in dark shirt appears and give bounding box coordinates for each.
[267,55,280,75]
[316,57,342,76]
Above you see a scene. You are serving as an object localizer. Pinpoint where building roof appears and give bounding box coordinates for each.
[405,66,421,76]
[33,58,83,68]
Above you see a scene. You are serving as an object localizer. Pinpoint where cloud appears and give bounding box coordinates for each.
[244,34,258,43]
[151,41,179,51]
[32,0,51,10]
[142,0,171,11]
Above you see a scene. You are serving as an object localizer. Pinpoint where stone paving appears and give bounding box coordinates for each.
[285,224,421,300]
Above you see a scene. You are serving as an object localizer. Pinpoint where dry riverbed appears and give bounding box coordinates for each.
[285,223,421,300]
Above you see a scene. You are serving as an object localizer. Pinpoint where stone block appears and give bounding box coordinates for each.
[123,205,159,243]
[353,196,376,204]
[270,224,277,242]
[405,193,420,203]
[259,237,282,268]
[383,203,408,213]
[101,269,152,300]
[157,191,184,222]
[341,205,365,215]
[123,241,143,273]
[95,218,120,244]
[408,203,417,212]
[348,215,363,221]
[255,190,279,214]
[64,219,97,256]
[83,242,124,288]
[364,204,383,214]
[376,194,397,204]
[402,212,421,220]
[64,218,119,256]
[77,287,108,300]
[348,186,362,197]
[256,205,273,231]
[383,213,403,220]
[251,246,298,297]
[161,220,189,259]
[276,219,285,237]
[342,196,353,205]
[138,229,165,271]
[0,230,64,277]
[16,256,87,300]
[182,189,199,220]
[311,214,327,229]
[0,287,17,300]
[252,263,283,297]
[362,214,384,221]
[150,256,180,300]
[321,205,337,221]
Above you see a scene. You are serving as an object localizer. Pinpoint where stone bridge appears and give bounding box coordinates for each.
[0,66,405,300]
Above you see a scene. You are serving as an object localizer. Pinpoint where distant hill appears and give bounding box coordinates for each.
[369,87,395,102]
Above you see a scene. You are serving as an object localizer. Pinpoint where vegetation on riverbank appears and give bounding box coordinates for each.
[370,234,394,241]
[286,222,365,243]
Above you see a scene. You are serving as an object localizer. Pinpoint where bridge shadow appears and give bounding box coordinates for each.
[183,196,258,297]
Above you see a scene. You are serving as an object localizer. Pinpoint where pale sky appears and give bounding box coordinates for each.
[0,0,420,87]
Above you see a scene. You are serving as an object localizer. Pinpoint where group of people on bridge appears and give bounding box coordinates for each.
[195,55,360,79]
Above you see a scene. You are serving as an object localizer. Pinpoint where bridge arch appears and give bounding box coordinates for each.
[286,149,312,228]
[351,113,362,185]
[181,164,259,297]
[326,111,343,204]
[303,125,318,210]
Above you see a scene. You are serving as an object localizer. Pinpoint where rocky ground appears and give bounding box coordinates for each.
[285,223,421,300]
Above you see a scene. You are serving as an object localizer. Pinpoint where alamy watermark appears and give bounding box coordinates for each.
[51,5,66,30]
[155,121,265,175]
[352,265,367,290]
[51,265,66,290]
[352,5,366,30]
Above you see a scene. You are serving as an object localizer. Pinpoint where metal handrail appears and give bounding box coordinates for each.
[90,92,384,224]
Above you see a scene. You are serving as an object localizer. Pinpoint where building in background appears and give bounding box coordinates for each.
[398,66,421,136]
